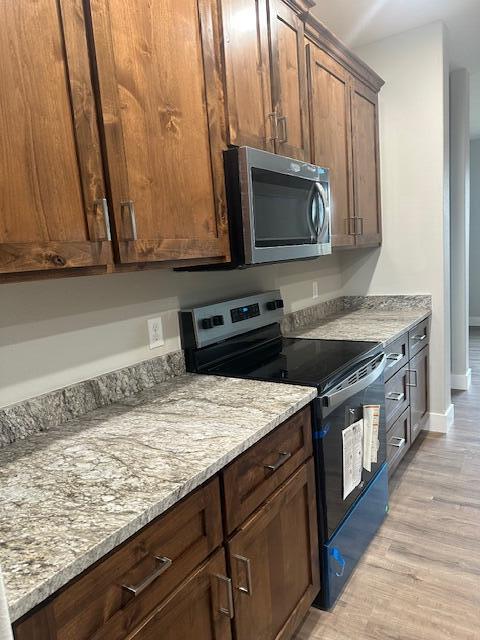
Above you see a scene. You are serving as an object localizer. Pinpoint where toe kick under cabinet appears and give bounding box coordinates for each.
[385,317,430,476]
[14,406,319,640]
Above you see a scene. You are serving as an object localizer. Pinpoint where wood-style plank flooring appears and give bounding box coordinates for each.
[295,330,480,640]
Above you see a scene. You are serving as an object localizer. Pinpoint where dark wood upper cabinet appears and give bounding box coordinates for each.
[228,459,319,640]
[269,0,311,161]
[307,43,354,247]
[87,0,230,266]
[350,78,382,247]
[0,0,112,276]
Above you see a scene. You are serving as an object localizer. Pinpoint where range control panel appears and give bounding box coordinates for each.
[180,290,285,349]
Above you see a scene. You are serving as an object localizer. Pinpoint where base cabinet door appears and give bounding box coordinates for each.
[228,459,319,640]
[129,549,232,640]
[88,0,230,266]
[409,346,429,443]
[0,0,112,276]
[351,79,382,247]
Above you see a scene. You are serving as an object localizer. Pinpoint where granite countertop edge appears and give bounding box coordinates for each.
[7,382,316,624]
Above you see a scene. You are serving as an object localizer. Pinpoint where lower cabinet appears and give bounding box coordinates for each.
[409,346,430,443]
[228,460,319,640]
[14,408,318,640]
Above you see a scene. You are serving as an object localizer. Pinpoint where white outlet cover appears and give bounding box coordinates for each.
[148,317,165,349]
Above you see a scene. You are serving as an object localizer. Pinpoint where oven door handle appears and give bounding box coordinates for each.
[320,354,386,418]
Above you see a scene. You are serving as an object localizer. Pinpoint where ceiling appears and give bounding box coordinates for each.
[311,0,480,137]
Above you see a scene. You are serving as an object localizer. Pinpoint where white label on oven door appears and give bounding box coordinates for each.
[363,405,381,471]
[342,419,364,500]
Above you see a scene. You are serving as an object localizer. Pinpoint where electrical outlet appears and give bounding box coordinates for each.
[147,317,165,349]
[312,282,319,299]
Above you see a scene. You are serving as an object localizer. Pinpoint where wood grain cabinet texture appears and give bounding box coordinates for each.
[14,407,319,640]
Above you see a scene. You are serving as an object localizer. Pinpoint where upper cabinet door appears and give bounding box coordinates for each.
[88,0,230,265]
[268,0,310,161]
[351,79,382,246]
[222,0,274,151]
[307,43,354,248]
[0,0,111,276]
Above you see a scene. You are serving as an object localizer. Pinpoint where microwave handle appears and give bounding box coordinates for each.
[320,353,386,417]
[314,182,330,242]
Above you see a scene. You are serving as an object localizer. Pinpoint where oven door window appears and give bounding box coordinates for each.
[251,168,323,247]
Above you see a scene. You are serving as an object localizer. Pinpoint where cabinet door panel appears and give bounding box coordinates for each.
[351,79,382,246]
[222,0,273,151]
[88,0,229,264]
[228,459,319,640]
[307,43,354,247]
[130,549,232,640]
[0,0,111,274]
[269,0,310,161]
[410,346,429,443]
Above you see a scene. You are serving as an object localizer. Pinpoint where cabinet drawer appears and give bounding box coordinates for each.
[222,406,312,534]
[387,408,410,476]
[385,365,409,428]
[15,478,223,640]
[409,317,430,358]
[384,332,409,380]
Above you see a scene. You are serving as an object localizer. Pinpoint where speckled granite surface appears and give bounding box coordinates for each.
[286,295,431,346]
[0,351,185,448]
[0,374,316,623]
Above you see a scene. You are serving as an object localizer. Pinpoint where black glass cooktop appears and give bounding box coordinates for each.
[206,336,380,390]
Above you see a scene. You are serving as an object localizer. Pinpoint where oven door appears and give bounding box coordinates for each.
[314,352,387,541]
[238,147,331,264]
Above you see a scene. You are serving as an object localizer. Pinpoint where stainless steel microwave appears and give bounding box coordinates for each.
[224,146,331,267]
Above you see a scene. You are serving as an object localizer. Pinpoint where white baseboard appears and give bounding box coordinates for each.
[469,317,480,326]
[451,369,472,391]
[425,403,455,433]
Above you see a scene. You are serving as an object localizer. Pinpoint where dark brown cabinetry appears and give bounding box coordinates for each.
[0,0,112,276]
[14,407,319,640]
[385,317,431,476]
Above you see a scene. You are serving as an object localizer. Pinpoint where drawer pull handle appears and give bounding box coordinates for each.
[387,392,405,402]
[122,556,172,596]
[406,369,418,388]
[121,200,138,241]
[264,451,292,472]
[387,353,403,367]
[233,554,253,596]
[214,574,234,619]
[413,333,427,342]
[390,437,406,448]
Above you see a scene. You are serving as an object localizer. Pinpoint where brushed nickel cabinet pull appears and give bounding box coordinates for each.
[390,436,406,448]
[121,200,138,241]
[264,451,292,472]
[387,392,405,402]
[94,198,111,241]
[406,369,418,388]
[278,115,288,143]
[387,353,403,367]
[214,574,234,619]
[122,556,172,596]
[347,217,356,236]
[356,217,364,236]
[268,112,278,141]
[233,554,253,596]
[413,333,427,342]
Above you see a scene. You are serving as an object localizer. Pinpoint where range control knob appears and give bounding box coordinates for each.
[213,315,224,326]
[266,301,277,311]
[275,299,284,309]
[201,317,214,330]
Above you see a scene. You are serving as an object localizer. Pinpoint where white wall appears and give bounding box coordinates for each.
[0,256,344,408]
[343,22,452,427]
[470,139,480,320]
[450,69,470,390]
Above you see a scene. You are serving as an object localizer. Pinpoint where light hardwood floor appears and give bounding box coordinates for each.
[295,331,480,640]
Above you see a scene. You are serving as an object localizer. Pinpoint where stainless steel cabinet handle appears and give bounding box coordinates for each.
[413,333,427,341]
[406,369,418,388]
[277,115,288,143]
[122,556,172,596]
[264,451,292,472]
[356,217,364,236]
[390,437,406,448]
[347,217,356,236]
[214,574,234,619]
[268,112,278,142]
[387,392,405,402]
[387,353,403,367]
[233,554,253,596]
[121,200,138,240]
[94,198,112,241]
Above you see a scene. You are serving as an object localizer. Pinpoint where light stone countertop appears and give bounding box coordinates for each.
[0,374,316,623]
[287,307,431,346]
